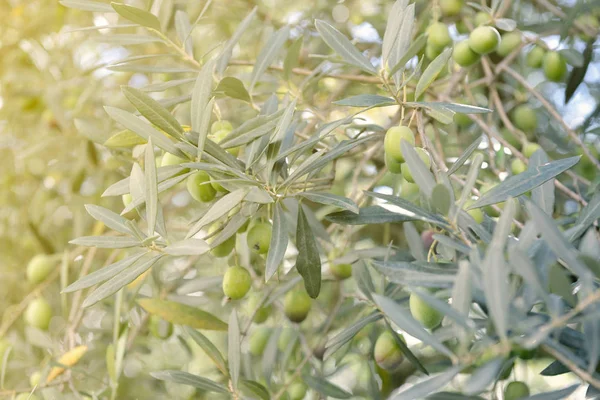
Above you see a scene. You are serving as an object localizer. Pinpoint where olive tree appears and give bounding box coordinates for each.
[2,0,600,399]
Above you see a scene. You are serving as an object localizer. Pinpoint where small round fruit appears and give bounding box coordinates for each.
[409,292,443,329]
[512,345,537,360]
[454,112,473,128]
[287,382,307,400]
[453,40,480,67]
[247,222,272,254]
[511,158,527,175]
[523,142,541,158]
[222,266,252,300]
[468,26,501,55]
[421,230,435,250]
[512,104,538,133]
[212,129,241,157]
[384,126,415,163]
[249,327,271,356]
[210,178,228,193]
[330,263,352,280]
[149,315,173,339]
[208,224,236,258]
[246,293,271,324]
[187,171,216,203]
[497,31,522,57]
[526,46,545,68]
[474,12,491,26]
[385,153,403,174]
[283,289,312,323]
[401,148,431,183]
[374,331,404,371]
[24,298,52,330]
[456,20,469,35]
[211,120,234,133]
[30,371,42,387]
[160,152,185,167]
[26,254,54,284]
[543,51,567,82]
[504,381,530,400]
[427,22,452,50]
[465,200,484,224]
[440,0,463,16]
[426,44,443,60]
[122,193,133,207]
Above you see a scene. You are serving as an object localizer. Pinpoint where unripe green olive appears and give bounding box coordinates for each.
[575,15,600,41]
[287,382,307,400]
[187,171,216,202]
[25,298,52,330]
[401,179,420,199]
[453,40,480,67]
[439,0,463,16]
[496,31,522,57]
[247,222,272,254]
[160,152,186,167]
[454,112,473,128]
[504,381,530,400]
[511,158,527,175]
[222,266,252,300]
[245,293,271,324]
[543,51,567,82]
[249,327,271,356]
[210,177,228,193]
[385,152,403,174]
[122,193,133,207]
[283,289,312,323]
[212,129,241,157]
[30,371,42,387]
[512,104,537,133]
[511,345,537,360]
[427,22,452,51]
[374,331,404,371]
[211,120,234,133]
[409,292,443,329]
[401,148,431,183]
[330,263,352,280]
[426,44,443,60]
[526,46,545,68]
[480,183,503,217]
[474,12,491,26]
[468,26,501,55]
[384,126,415,163]
[149,315,173,339]
[208,224,236,258]
[464,199,484,224]
[523,142,541,158]
[26,254,54,284]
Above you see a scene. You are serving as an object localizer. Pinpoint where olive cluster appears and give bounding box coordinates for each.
[384,126,431,183]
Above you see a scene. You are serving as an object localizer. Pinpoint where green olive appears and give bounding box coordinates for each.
[468,26,501,55]
[426,43,443,60]
[222,266,252,300]
[287,382,308,400]
[245,293,271,324]
[464,199,484,224]
[122,193,133,207]
[30,371,42,387]
[149,315,173,339]
[283,289,312,323]
[373,331,404,371]
[480,183,503,217]
[385,152,403,174]
[496,31,522,57]
[439,0,463,16]
[427,22,452,51]
[454,112,473,128]
[543,51,567,82]
[456,20,469,35]
[511,158,527,175]
[523,142,541,158]
[409,292,443,329]
[187,171,216,203]
[504,381,530,400]
[212,129,241,157]
[511,345,537,360]
[330,263,352,280]
[249,327,271,356]
[526,46,545,68]
[512,104,538,133]
[25,298,52,330]
[453,40,481,67]
[474,12,491,26]
[247,222,272,254]
[384,126,415,163]
[210,177,229,193]
[27,254,54,284]
[401,148,431,183]
[208,224,236,258]
[211,120,234,133]
[160,152,186,167]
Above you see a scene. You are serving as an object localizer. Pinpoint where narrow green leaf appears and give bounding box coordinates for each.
[186,328,228,376]
[333,95,396,107]
[283,37,303,80]
[302,373,353,399]
[122,86,184,140]
[522,385,578,400]
[163,239,210,256]
[60,0,113,12]
[448,136,482,175]
[241,380,270,400]
[137,298,227,330]
[265,203,288,282]
[83,255,162,307]
[151,371,228,393]
[468,156,581,209]
[84,204,134,236]
[365,192,451,228]
[104,130,147,148]
[191,60,215,133]
[215,77,251,102]
[314,19,376,74]
[565,41,593,103]
[216,7,258,75]
[250,26,290,90]
[144,139,158,236]
[388,366,462,400]
[174,10,193,56]
[463,358,505,395]
[406,101,492,114]
[295,207,322,298]
[228,310,240,388]
[326,206,421,225]
[111,3,161,30]
[186,188,248,238]
[529,149,554,215]
[297,192,358,214]
[400,141,436,197]
[415,48,452,100]
[102,165,184,197]
[382,0,409,67]
[69,236,141,249]
[324,312,382,359]
[388,31,427,77]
